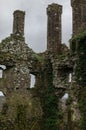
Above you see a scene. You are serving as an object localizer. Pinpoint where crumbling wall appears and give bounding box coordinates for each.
[71,0,86,35]
[70,31,86,129]
[47,3,62,55]
[13,10,25,36]
[0,1,86,130]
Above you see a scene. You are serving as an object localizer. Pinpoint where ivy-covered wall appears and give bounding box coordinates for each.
[35,58,60,130]
[71,31,86,130]
[39,58,62,130]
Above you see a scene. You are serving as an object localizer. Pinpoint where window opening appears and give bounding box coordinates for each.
[0,65,6,78]
[30,74,36,88]
[69,73,72,82]
[0,91,6,111]
[0,70,3,78]
[62,93,69,100]
[0,91,5,97]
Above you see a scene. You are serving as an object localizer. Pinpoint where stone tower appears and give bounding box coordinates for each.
[71,0,86,35]
[47,3,62,55]
[13,10,25,36]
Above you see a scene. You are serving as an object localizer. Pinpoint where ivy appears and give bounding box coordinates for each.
[70,31,86,53]
[72,33,86,130]
[40,59,62,130]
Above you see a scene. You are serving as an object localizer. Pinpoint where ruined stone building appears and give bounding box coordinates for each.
[47,3,62,54]
[0,0,86,130]
[71,0,86,35]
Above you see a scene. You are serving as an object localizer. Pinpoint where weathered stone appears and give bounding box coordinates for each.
[71,0,86,35]
[0,1,86,129]
[47,3,62,55]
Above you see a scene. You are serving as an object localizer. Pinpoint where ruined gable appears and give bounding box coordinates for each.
[0,0,86,130]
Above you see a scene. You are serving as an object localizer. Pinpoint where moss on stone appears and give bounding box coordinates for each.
[70,31,86,53]
[32,53,44,62]
[73,34,86,129]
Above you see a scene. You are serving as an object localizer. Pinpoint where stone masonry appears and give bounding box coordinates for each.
[13,10,25,36]
[0,0,86,130]
[71,0,86,35]
[47,3,62,55]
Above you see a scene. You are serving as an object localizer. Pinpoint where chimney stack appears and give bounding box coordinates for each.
[13,10,25,36]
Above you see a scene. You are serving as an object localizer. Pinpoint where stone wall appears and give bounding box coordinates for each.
[71,0,86,35]
[47,3,62,55]
[13,10,25,36]
[0,1,86,130]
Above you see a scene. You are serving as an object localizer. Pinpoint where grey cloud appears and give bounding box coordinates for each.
[0,0,72,52]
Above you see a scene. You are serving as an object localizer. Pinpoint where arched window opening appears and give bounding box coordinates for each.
[61,93,69,110]
[0,91,5,97]
[62,93,69,100]
[30,74,36,88]
[0,65,6,70]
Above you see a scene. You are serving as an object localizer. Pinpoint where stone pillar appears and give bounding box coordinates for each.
[13,10,25,36]
[47,3,62,55]
[71,0,86,35]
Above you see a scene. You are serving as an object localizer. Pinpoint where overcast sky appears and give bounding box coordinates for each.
[0,0,72,52]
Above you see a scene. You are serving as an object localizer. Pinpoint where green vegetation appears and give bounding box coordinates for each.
[2,37,12,43]
[40,59,63,130]
[70,31,86,53]
[0,94,41,130]
[33,53,44,62]
[70,31,86,43]
[71,32,86,130]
